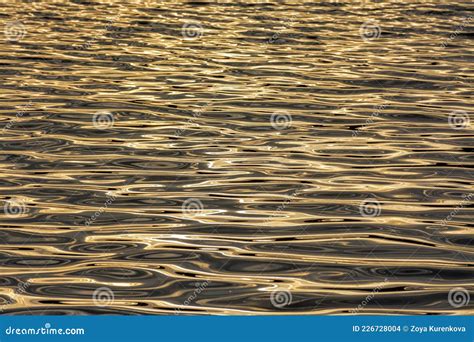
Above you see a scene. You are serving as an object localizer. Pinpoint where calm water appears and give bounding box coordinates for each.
[0,1,473,315]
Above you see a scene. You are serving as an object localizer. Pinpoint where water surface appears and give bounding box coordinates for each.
[0,1,473,315]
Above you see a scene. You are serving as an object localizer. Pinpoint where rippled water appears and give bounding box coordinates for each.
[0,1,473,315]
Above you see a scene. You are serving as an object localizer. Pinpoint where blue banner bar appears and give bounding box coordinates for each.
[0,316,472,342]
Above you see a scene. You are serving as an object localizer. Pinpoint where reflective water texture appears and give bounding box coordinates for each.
[0,1,473,315]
